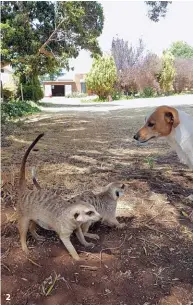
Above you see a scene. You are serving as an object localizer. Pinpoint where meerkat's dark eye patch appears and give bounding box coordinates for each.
[121,184,125,189]
[147,122,155,128]
[116,191,119,197]
[74,213,79,219]
[86,211,94,216]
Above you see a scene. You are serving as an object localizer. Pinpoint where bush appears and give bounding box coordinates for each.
[22,84,44,102]
[111,90,123,100]
[18,74,44,102]
[142,87,155,97]
[86,55,117,99]
[66,92,87,98]
[2,83,16,101]
[173,58,193,93]
[1,100,40,122]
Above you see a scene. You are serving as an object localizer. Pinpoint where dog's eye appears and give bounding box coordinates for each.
[86,211,94,216]
[147,122,155,127]
[74,213,79,219]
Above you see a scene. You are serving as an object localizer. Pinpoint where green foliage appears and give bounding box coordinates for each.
[145,1,172,22]
[2,84,15,101]
[18,74,43,102]
[86,56,117,99]
[142,87,155,98]
[66,92,87,98]
[1,1,104,77]
[169,41,193,59]
[1,100,40,122]
[145,156,155,169]
[22,84,44,102]
[111,90,123,101]
[159,51,175,94]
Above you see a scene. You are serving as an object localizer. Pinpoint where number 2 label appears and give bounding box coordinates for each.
[6,294,11,301]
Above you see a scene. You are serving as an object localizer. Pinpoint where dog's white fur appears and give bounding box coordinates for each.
[166,110,193,169]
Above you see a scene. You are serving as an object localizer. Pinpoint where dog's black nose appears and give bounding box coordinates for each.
[133,134,138,140]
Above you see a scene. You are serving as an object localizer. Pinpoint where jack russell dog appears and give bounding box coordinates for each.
[133,105,193,169]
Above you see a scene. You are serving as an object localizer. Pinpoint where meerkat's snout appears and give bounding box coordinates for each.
[73,206,101,224]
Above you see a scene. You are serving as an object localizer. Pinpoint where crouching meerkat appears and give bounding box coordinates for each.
[70,182,126,238]
[32,169,126,239]
[17,134,101,260]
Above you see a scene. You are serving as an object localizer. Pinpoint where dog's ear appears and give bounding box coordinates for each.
[164,107,180,128]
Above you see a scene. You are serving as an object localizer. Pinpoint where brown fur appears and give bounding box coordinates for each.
[31,169,126,239]
[133,106,180,143]
[17,134,101,260]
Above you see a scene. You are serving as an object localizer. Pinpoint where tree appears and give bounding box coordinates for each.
[169,41,193,59]
[159,51,175,93]
[86,56,117,99]
[111,37,145,71]
[1,1,104,100]
[145,1,172,22]
[173,58,193,93]
[111,37,161,95]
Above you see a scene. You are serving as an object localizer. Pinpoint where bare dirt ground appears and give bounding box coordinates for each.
[1,105,193,305]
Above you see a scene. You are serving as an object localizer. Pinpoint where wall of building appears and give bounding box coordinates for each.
[43,73,93,97]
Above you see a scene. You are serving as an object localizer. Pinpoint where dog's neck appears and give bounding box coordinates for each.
[166,110,193,169]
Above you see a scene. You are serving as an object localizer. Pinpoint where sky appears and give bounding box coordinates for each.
[69,1,193,74]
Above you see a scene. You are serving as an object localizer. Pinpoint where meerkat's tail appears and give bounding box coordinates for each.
[19,133,44,191]
[31,167,41,190]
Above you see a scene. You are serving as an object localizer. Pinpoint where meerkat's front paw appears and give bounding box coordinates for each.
[116,223,126,229]
[72,254,80,261]
[85,242,95,248]
[85,233,100,240]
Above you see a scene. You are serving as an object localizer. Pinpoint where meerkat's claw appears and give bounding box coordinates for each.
[85,242,95,248]
[116,223,126,229]
[84,233,100,240]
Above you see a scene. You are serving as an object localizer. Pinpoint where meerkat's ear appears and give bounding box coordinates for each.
[164,107,180,128]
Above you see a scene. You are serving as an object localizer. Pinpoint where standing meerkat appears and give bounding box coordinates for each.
[32,170,126,239]
[17,134,101,260]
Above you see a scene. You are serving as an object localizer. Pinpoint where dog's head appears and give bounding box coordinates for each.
[133,106,180,143]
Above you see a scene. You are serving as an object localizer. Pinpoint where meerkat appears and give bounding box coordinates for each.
[17,134,101,260]
[32,169,126,239]
[70,182,126,238]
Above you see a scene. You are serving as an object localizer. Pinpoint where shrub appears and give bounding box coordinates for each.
[111,90,123,100]
[18,75,44,102]
[117,53,161,95]
[159,51,176,94]
[86,55,117,99]
[1,100,40,122]
[2,82,16,101]
[22,84,44,102]
[142,87,155,97]
[66,92,87,98]
[173,58,193,93]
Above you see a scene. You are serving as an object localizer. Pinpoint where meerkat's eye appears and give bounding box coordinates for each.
[86,211,94,216]
[147,122,155,128]
[74,213,79,219]
[116,191,119,197]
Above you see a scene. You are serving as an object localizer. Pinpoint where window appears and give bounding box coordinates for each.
[81,82,86,93]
